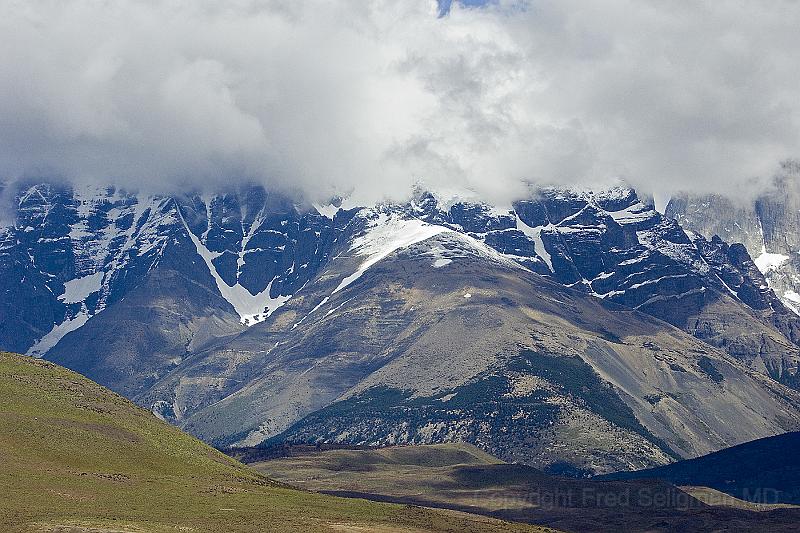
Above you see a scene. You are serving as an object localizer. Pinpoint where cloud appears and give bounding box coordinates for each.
[0,0,798,204]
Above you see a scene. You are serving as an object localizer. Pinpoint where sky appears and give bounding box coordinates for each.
[437,0,495,17]
[0,0,798,205]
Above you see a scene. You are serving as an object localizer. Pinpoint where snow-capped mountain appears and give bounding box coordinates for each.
[667,161,800,318]
[0,181,350,395]
[1,183,179,355]
[418,186,800,389]
[2,180,800,474]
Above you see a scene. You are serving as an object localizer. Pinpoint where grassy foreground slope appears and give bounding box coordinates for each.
[0,352,550,533]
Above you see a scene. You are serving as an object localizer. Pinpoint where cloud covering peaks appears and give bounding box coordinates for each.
[1,1,798,204]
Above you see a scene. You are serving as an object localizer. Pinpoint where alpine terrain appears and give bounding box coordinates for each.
[2,180,800,475]
[667,162,800,318]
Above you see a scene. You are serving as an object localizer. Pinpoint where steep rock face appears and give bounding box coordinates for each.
[405,187,800,389]
[0,183,172,354]
[0,182,349,395]
[0,223,61,353]
[1,184,80,352]
[175,189,353,324]
[667,161,800,315]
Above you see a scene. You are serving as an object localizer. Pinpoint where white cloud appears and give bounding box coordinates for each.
[0,0,798,204]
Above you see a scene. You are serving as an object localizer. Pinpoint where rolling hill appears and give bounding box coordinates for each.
[244,442,800,533]
[600,431,800,505]
[0,352,549,533]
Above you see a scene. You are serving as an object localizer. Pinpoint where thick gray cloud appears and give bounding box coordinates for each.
[0,0,798,204]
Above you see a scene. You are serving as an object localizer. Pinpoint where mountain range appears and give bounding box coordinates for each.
[3,179,800,475]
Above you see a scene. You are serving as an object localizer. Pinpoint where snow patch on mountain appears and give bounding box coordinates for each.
[27,312,89,357]
[608,203,656,225]
[755,248,790,275]
[180,211,290,325]
[312,202,341,220]
[59,272,104,304]
[426,245,454,268]
[515,214,554,271]
[784,290,800,314]
[333,213,451,294]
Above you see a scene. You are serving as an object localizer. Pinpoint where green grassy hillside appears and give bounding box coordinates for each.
[0,352,550,533]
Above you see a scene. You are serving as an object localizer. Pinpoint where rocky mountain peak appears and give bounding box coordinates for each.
[4,180,800,474]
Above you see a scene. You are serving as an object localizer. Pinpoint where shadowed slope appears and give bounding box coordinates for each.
[601,432,800,505]
[246,443,800,533]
